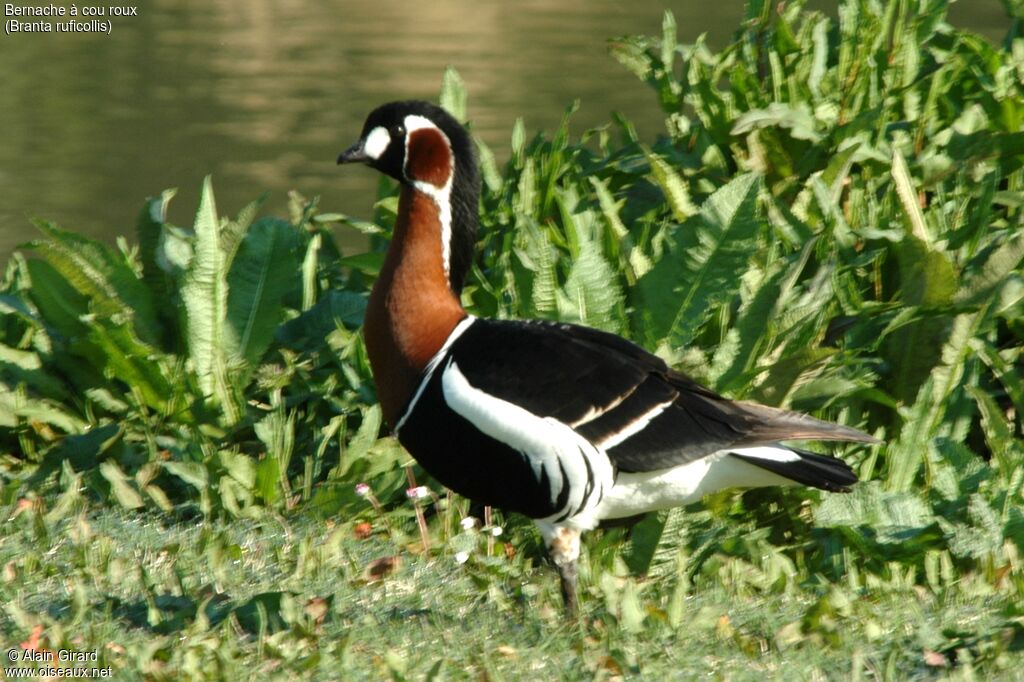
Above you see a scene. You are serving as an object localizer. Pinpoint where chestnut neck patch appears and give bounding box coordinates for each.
[405,127,453,188]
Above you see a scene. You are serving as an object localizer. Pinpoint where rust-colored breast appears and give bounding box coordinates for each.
[405,128,452,188]
[363,185,465,426]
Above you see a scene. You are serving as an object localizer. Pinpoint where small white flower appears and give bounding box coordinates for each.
[454,551,469,565]
[354,483,371,497]
[405,485,430,500]
[490,526,503,537]
[460,517,477,531]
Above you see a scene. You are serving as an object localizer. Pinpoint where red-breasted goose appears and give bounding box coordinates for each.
[337,100,877,616]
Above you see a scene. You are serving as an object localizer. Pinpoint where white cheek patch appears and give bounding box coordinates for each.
[363,126,391,160]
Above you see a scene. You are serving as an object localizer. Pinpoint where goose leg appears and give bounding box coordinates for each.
[557,556,579,618]
[538,523,582,618]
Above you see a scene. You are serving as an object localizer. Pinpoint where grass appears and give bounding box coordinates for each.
[4,505,1020,679]
[2,0,1024,678]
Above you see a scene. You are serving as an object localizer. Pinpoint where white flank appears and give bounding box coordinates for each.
[594,451,797,520]
[403,114,455,279]
[393,316,476,434]
[441,361,614,525]
[363,126,390,160]
[598,399,675,449]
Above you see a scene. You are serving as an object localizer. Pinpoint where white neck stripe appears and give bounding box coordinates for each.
[393,315,476,434]
[402,115,455,282]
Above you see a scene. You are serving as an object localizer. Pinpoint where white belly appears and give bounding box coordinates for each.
[594,451,794,520]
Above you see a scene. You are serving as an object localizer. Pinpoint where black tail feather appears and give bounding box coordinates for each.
[731,446,858,492]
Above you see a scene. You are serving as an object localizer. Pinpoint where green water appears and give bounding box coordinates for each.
[0,0,1010,260]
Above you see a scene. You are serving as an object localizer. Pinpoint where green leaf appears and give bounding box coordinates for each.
[276,290,367,351]
[181,177,235,422]
[254,407,295,506]
[622,511,668,575]
[100,459,145,509]
[24,259,90,340]
[808,18,829,100]
[0,343,68,400]
[31,220,162,346]
[887,311,982,492]
[891,149,931,244]
[731,103,824,143]
[217,449,256,490]
[0,387,87,434]
[163,461,210,491]
[882,235,957,404]
[643,148,698,221]
[339,252,385,277]
[439,65,467,123]
[554,193,623,333]
[634,173,762,350]
[957,231,1024,307]
[815,482,938,546]
[511,218,559,319]
[224,217,299,373]
[86,318,172,414]
[334,404,381,480]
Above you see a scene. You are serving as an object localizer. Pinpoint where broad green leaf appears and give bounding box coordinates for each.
[710,256,792,392]
[622,513,662,577]
[808,18,829,100]
[254,407,295,506]
[887,311,983,492]
[181,177,235,422]
[0,343,68,400]
[301,232,321,311]
[342,404,381,471]
[217,449,256,490]
[224,217,299,374]
[31,220,162,346]
[86,319,172,414]
[816,482,938,545]
[882,235,957,404]
[634,173,761,350]
[956,231,1024,307]
[220,195,265,271]
[276,290,367,352]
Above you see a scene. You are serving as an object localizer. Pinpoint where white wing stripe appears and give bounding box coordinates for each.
[566,388,635,428]
[441,360,613,523]
[598,400,675,449]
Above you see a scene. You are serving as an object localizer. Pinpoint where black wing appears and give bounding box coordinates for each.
[446,318,875,473]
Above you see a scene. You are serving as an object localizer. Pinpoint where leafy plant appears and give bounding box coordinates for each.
[0,179,387,518]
